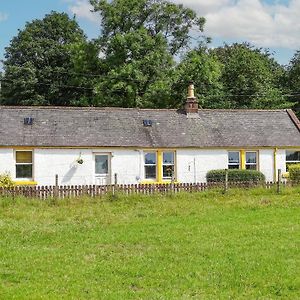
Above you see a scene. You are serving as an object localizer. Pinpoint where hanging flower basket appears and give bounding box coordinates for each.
[76,158,84,164]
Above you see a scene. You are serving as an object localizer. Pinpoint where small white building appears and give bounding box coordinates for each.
[1,85,300,186]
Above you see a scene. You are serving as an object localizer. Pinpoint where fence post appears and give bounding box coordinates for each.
[277,169,282,193]
[54,174,59,198]
[112,173,118,196]
[171,172,175,193]
[224,168,229,193]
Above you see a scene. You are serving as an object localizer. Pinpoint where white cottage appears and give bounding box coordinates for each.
[1,85,300,186]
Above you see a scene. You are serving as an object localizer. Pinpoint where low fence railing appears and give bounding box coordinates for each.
[0,181,279,200]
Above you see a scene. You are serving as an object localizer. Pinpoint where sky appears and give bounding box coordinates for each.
[0,0,299,69]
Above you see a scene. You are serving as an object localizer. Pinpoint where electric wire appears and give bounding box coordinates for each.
[1,65,300,97]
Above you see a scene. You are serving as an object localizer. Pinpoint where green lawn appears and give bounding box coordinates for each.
[0,188,300,299]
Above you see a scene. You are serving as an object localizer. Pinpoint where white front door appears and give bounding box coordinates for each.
[94,154,111,185]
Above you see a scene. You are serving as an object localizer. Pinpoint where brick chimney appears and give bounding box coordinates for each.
[184,83,199,114]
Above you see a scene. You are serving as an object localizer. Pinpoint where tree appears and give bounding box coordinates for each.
[93,28,175,107]
[286,51,300,114]
[171,47,225,108]
[211,43,290,109]
[90,0,207,108]
[91,0,207,56]
[0,11,91,106]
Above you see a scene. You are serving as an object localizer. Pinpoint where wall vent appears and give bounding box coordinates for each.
[24,117,34,125]
[143,119,152,127]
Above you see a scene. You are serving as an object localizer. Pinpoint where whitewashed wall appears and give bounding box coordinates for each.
[0,149,14,176]
[176,149,228,183]
[276,149,287,174]
[259,149,274,181]
[34,149,141,186]
[35,148,230,184]
[0,147,287,185]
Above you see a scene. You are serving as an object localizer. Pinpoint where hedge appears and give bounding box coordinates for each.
[288,164,300,182]
[206,169,265,183]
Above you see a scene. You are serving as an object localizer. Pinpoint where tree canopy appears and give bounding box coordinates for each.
[0,2,297,112]
[211,43,291,109]
[91,0,207,56]
[286,51,300,114]
[0,11,91,106]
[89,0,207,108]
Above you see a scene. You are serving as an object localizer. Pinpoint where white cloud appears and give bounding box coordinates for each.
[0,12,8,22]
[68,0,101,23]
[66,0,300,49]
[173,0,300,49]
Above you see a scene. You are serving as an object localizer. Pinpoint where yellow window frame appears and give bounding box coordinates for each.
[142,150,176,183]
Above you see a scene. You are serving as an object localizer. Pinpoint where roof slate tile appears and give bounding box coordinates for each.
[1,107,300,147]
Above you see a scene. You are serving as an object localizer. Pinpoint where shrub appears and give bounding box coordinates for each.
[206,169,265,183]
[288,164,300,182]
[0,172,15,188]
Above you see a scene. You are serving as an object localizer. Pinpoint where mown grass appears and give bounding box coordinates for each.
[0,187,300,299]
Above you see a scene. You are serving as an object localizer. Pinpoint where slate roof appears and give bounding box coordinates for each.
[1,106,300,148]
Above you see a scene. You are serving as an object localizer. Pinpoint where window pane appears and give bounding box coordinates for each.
[16,151,32,163]
[163,165,174,178]
[246,152,257,164]
[286,151,300,161]
[145,153,156,165]
[163,152,174,164]
[145,166,156,179]
[246,164,257,170]
[228,164,239,169]
[16,165,32,178]
[95,155,108,174]
[228,152,239,164]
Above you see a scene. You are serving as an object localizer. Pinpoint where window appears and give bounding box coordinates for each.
[245,151,257,170]
[163,152,175,179]
[228,151,240,169]
[144,152,156,179]
[95,155,109,175]
[16,151,33,179]
[286,150,300,170]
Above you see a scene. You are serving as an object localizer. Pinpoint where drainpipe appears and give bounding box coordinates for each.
[193,157,196,183]
[240,150,246,169]
[273,148,277,182]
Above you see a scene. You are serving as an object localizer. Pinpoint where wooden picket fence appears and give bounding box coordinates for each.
[0,181,277,200]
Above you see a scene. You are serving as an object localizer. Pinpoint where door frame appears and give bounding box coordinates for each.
[93,152,112,185]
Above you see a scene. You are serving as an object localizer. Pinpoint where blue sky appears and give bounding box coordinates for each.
[0,0,298,69]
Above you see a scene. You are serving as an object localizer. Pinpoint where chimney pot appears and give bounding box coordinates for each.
[185,83,199,114]
[188,83,195,98]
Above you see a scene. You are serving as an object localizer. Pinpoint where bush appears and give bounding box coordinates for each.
[0,172,15,188]
[288,164,300,182]
[206,169,265,183]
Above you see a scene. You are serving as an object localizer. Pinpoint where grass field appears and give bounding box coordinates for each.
[0,187,300,299]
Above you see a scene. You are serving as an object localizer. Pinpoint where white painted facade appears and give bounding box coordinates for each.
[0,147,291,185]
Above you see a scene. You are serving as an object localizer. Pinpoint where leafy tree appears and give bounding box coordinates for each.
[90,0,207,108]
[211,43,290,109]
[91,0,207,56]
[171,47,225,108]
[93,28,175,107]
[286,51,300,114]
[0,11,91,106]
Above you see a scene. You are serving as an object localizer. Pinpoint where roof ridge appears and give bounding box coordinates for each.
[0,106,288,112]
[0,106,179,111]
[200,108,286,112]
